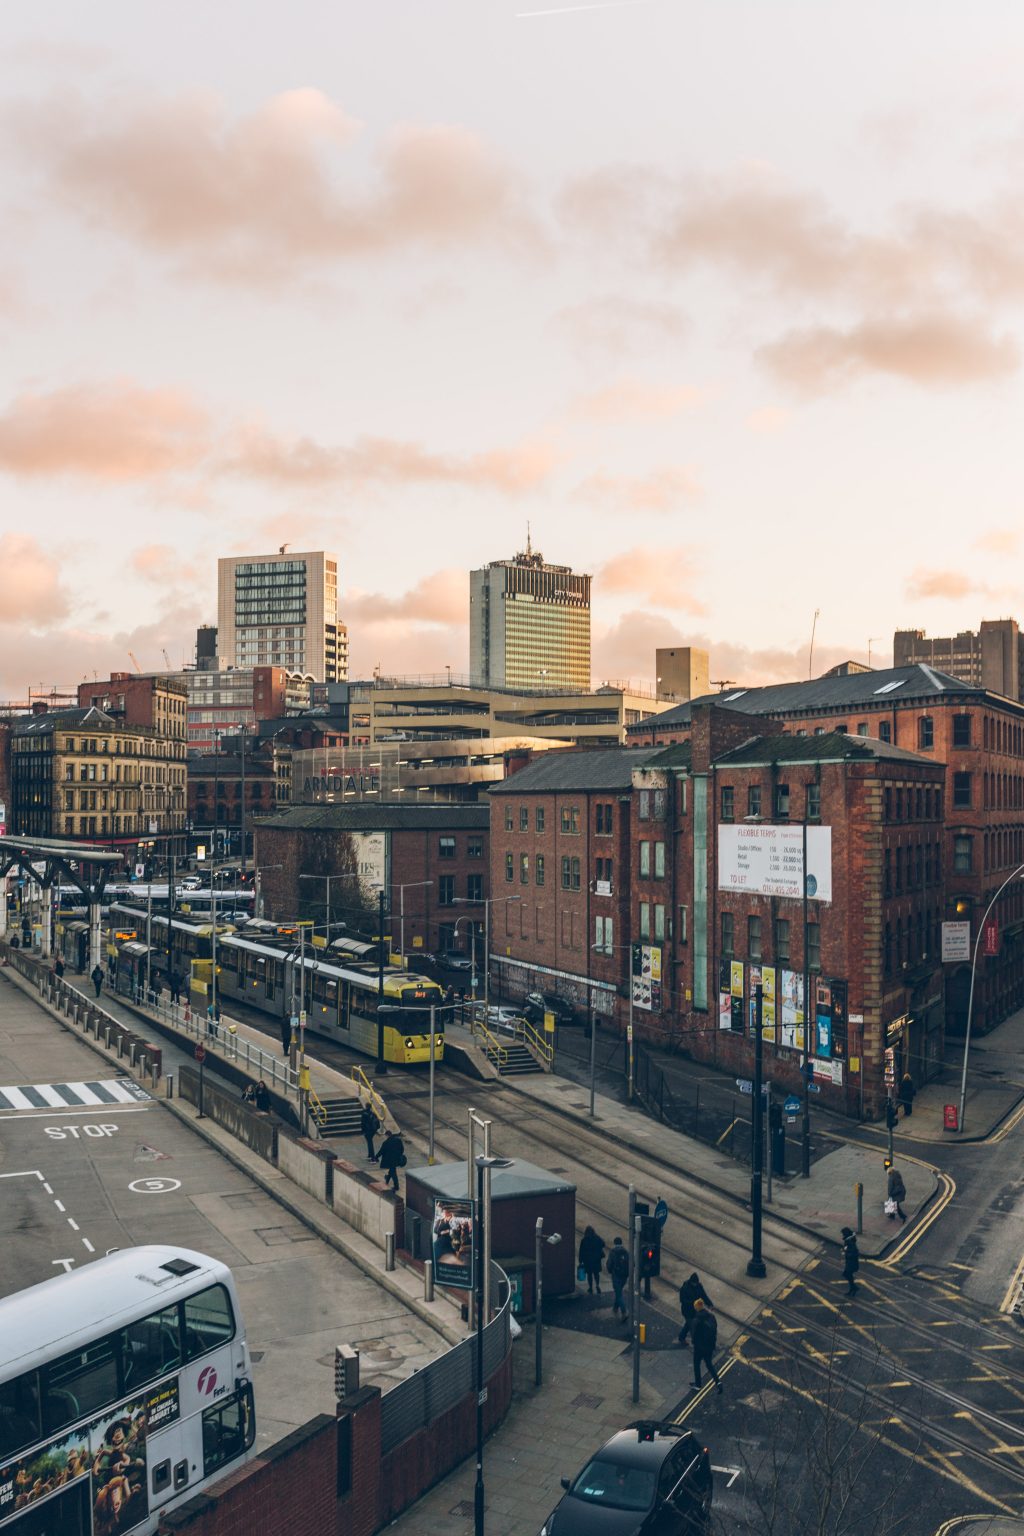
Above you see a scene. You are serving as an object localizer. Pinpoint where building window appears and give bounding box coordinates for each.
[857,722,868,736]
[748,915,762,960]
[775,918,790,964]
[918,716,934,749]
[775,783,790,819]
[954,835,973,874]
[595,856,613,885]
[536,855,545,886]
[654,903,666,942]
[953,772,972,808]
[639,841,651,877]
[952,714,972,748]
[747,785,762,818]
[468,837,483,858]
[596,803,613,834]
[520,806,529,832]
[639,789,651,821]
[560,806,580,834]
[721,785,734,821]
[678,904,688,944]
[505,853,514,883]
[721,912,734,957]
[654,842,666,878]
[520,853,530,884]
[504,805,513,832]
[467,874,483,902]
[879,721,891,742]
[571,857,581,889]
[438,876,455,906]
[595,915,613,954]
[806,784,821,821]
[640,901,651,941]
[535,806,545,833]
[654,788,667,819]
[439,836,456,859]
[807,922,821,972]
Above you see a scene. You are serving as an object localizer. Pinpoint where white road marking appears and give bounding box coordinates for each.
[54,1199,65,1212]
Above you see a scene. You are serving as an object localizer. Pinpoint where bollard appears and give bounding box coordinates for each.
[855,1181,863,1235]
[424,1260,435,1302]
[385,1233,396,1272]
[166,1073,174,1100]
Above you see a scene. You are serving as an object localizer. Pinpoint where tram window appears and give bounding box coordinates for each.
[0,1373,41,1458]
[184,1285,235,1360]
[124,1303,182,1387]
[325,980,338,1004]
[43,1336,120,1432]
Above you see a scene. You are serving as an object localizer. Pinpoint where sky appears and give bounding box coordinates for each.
[3,0,1024,699]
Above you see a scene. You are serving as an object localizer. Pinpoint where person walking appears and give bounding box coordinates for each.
[90,963,103,999]
[54,955,65,980]
[691,1300,722,1393]
[279,1014,292,1058]
[899,1071,916,1117]
[677,1272,713,1347]
[606,1236,630,1320]
[360,1101,381,1162]
[841,1227,860,1296]
[578,1225,606,1295]
[378,1129,405,1191]
[887,1165,907,1223]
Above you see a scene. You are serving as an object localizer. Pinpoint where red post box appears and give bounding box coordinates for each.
[943,1103,958,1132]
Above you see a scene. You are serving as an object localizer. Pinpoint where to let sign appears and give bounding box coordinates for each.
[941,921,971,963]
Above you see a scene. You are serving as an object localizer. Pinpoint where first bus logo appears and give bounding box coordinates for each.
[197,1367,218,1396]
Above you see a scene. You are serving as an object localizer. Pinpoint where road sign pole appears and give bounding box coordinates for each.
[747,984,767,1279]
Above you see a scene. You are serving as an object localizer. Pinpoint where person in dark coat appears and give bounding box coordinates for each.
[691,1300,722,1393]
[887,1165,907,1223]
[841,1227,860,1296]
[899,1072,916,1117]
[578,1226,606,1295]
[91,964,103,998]
[606,1237,630,1319]
[378,1130,405,1190]
[254,1080,271,1113]
[280,1015,293,1058]
[360,1102,381,1161]
[678,1272,713,1346]
[53,956,65,980]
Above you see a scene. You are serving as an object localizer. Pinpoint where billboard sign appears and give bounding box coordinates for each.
[718,824,832,903]
[984,921,1000,957]
[941,921,970,962]
[780,969,804,1052]
[432,1198,475,1291]
[352,831,388,895]
[631,944,663,1012]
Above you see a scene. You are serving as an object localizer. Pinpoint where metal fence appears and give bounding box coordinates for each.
[380,1266,512,1454]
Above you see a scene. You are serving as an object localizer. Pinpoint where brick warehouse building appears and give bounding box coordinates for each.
[628,664,1024,1037]
[490,711,945,1119]
[254,803,489,959]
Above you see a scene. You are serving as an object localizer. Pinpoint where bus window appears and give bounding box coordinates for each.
[124,1303,182,1388]
[183,1285,235,1360]
[0,1373,41,1459]
[202,1384,255,1477]
[43,1337,119,1433]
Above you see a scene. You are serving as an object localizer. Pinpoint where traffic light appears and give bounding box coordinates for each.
[886,1100,898,1131]
[638,1214,661,1279]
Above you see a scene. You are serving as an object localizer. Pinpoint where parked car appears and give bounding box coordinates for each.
[478,1005,525,1034]
[524,991,577,1027]
[442,953,475,973]
[540,1422,713,1534]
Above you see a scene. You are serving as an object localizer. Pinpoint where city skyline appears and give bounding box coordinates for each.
[5,4,1024,697]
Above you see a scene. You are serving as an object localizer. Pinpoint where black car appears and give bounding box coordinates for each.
[524,991,577,1027]
[540,1422,713,1535]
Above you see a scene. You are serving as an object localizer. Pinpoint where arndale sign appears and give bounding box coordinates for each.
[303,773,381,797]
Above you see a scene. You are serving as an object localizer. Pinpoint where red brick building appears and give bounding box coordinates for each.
[628,665,1024,1037]
[77,673,187,743]
[254,803,489,959]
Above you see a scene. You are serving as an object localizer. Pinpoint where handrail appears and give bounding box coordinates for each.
[307,1087,327,1128]
[351,1065,388,1124]
[518,1019,553,1066]
[471,1016,509,1065]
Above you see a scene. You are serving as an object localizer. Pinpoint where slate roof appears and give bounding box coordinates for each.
[257,803,489,831]
[646,742,693,770]
[13,707,115,737]
[489,747,659,795]
[715,732,941,768]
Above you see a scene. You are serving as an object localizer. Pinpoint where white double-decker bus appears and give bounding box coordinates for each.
[0,1247,255,1535]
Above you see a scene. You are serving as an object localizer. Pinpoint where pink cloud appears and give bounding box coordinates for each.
[571,378,705,423]
[758,314,1018,393]
[974,529,1019,555]
[905,568,991,601]
[342,569,466,627]
[0,535,69,622]
[554,294,690,362]
[576,466,701,513]
[17,88,539,283]
[597,547,706,611]
[130,544,202,586]
[0,595,206,698]
[0,381,208,480]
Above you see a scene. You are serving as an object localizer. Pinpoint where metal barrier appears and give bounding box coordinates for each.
[379,1264,512,1454]
[350,1065,388,1125]
[516,1018,553,1067]
[468,1016,509,1068]
[307,1087,328,1129]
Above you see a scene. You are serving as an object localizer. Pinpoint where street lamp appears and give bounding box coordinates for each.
[453,895,521,1014]
[534,1218,561,1387]
[592,940,637,1115]
[453,916,478,1006]
[747,982,767,1278]
[391,879,433,964]
[475,1153,512,1536]
[958,861,1024,1132]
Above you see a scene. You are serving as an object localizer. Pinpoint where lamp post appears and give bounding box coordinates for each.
[534,1218,561,1387]
[475,1153,513,1536]
[747,982,767,1278]
[453,895,521,1012]
[392,879,433,965]
[801,817,812,1178]
[592,940,638,1116]
[453,917,477,1017]
[958,862,1024,1132]
[377,887,387,1071]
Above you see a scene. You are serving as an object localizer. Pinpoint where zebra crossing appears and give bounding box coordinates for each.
[0,1079,152,1112]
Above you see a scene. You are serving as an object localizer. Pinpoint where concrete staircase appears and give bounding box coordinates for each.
[316,1098,364,1138]
[490,1040,544,1076]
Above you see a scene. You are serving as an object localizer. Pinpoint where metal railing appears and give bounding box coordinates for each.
[307,1087,328,1128]
[516,1018,553,1067]
[468,1016,509,1067]
[351,1065,388,1125]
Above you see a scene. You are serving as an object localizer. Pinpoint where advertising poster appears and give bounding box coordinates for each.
[352,830,388,896]
[815,979,832,1059]
[719,990,732,1031]
[631,945,661,1012]
[718,824,833,902]
[747,965,761,1036]
[780,969,804,1051]
[830,980,848,1060]
[90,1397,149,1535]
[432,1198,475,1291]
[762,965,777,1043]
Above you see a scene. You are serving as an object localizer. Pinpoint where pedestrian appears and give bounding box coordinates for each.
[899,1071,916,1117]
[169,973,180,1005]
[691,1299,722,1393]
[54,956,65,980]
[206,999,220,1038]
[280,1014,292,1057]
[887,1165,907,1223]
[606,1236,630,1319]
[241,1083,257,1106]
[90,963,103,999]
[841,1227,860,1296]
[677,1272,713,1347]
[254,1080,270,1113]
[377,1129,406,1191]
[578,1225,606,1295]
[360,1101,381,1161]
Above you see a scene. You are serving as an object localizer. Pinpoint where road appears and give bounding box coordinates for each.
[0,969,449,1452]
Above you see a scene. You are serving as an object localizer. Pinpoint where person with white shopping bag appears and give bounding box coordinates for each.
[886,1164,907,1223]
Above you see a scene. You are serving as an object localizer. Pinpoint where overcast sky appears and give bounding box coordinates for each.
[2,0,1024,698]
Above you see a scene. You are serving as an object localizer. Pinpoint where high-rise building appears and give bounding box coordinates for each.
[217,548,348,682]
[469,541,591,690]
[894,619,1024,699]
